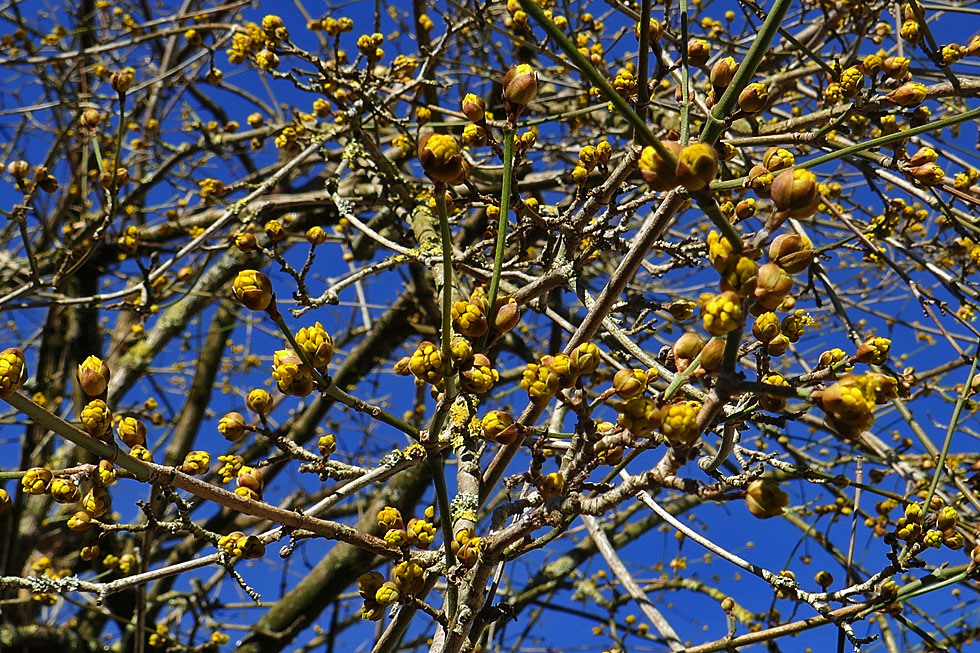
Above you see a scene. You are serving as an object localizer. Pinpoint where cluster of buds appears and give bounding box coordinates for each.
[701,290,742,336]
[50,477,81,504]
[816,372,898,437]
[451,528,482,567]
[377,505,437,549]
[80,399,112,440]
[639,141,718,192]
[357,572,388,620]
[616,397,661,437]
[571,140,612,184]
[408,341,445,386]
[355,32,384,64]
[216,455,244,484]
[180,451,211,476]
[779,309,813,343]
[902,146,945,186]
[0,348,27,398]
[235,466,264,501]
[451,288,489,338]
[520,361,559,406]
[22,467,52,495]
[459,353,499,394]
[671,332,723,376]
[217,530,265,559]
[660,400,703,447]
[309,16,354,37]
[521,344,603,406]
[855,336,891,366]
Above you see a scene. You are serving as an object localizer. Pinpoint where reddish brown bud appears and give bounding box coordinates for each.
[687,39,711,68]
[754,263,793,310]
[768,234,814,274]
[502,64,538,107]
[770,169,819,218]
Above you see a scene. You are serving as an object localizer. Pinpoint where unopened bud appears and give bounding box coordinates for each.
[674,143,718,191]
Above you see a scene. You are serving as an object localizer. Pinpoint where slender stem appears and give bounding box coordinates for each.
[710,105,980,192]
[429,455,457,616]
[485,128,515,338]
[636,0,652,127]
[107,90,128,220]
[923,341,980,510]
[431,186,459,615]
[434,188,457,400]
[679,0,691,145]
[698,0,792,146]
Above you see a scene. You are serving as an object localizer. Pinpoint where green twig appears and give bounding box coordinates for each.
[923,341,980,510]
[698,0,792,146]
[434,188,457,400]
[485,128,515,340]
[679,0,691,145]
[517,0,673,163]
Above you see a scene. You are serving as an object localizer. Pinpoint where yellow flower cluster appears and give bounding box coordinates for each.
[0,348,27,398]
[295,322,334,370]
[272,349,314,396]
[661,401,702,447]
[701,291,742,336]
[218,531,265,559]
[408,341,444,385]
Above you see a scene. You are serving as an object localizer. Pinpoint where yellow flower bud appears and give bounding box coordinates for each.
[770,169,819,218]
[117,416,146,448]
[272,349,314,396]
[77,355,110,397]
[295,322,334,369]
[417,132,465,183]
[675,143,718,191]
[701,291,742,336]
[502,63,538,107]
[885,81,927,107]
[0,348,27,398]
[80,399,112,439]
[232,270,274,311]
[745,478,789,519]
[638,141,682,191]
